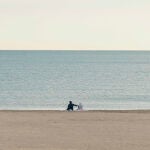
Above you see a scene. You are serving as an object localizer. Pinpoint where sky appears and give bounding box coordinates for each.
[0,0,150,50]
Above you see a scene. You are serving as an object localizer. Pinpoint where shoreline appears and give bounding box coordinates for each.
[1,109,150,113]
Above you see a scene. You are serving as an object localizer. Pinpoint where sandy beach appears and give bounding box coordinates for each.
[0,110,150,150]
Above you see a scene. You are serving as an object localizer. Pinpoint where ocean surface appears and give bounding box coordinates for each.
[0,50,150,110]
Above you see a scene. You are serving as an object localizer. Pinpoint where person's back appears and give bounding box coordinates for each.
[67,101,78,111]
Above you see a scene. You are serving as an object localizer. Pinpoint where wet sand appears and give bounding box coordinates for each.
[0,110,150,150]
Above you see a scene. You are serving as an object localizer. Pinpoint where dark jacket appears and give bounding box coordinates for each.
[67,103,78,111]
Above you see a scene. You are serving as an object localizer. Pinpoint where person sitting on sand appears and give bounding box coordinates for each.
[67,101,78,111]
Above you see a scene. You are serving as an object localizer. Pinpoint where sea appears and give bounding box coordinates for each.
[0,50,150,110]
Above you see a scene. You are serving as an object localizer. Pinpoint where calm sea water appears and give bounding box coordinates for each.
[0,50,150,110]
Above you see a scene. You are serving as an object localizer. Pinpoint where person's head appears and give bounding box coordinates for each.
[69,101,72,104]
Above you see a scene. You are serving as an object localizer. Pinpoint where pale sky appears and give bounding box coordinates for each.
[0,0,150,50]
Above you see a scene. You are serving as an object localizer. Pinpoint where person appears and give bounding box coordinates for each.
[67,101,78,111]
[77,102,83,111]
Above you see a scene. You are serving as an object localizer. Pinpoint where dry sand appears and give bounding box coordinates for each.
[0,110,150,150]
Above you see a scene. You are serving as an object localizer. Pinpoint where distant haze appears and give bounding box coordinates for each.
[0,0,150,50]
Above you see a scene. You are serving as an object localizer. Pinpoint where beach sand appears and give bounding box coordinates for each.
[0,110,150,150]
